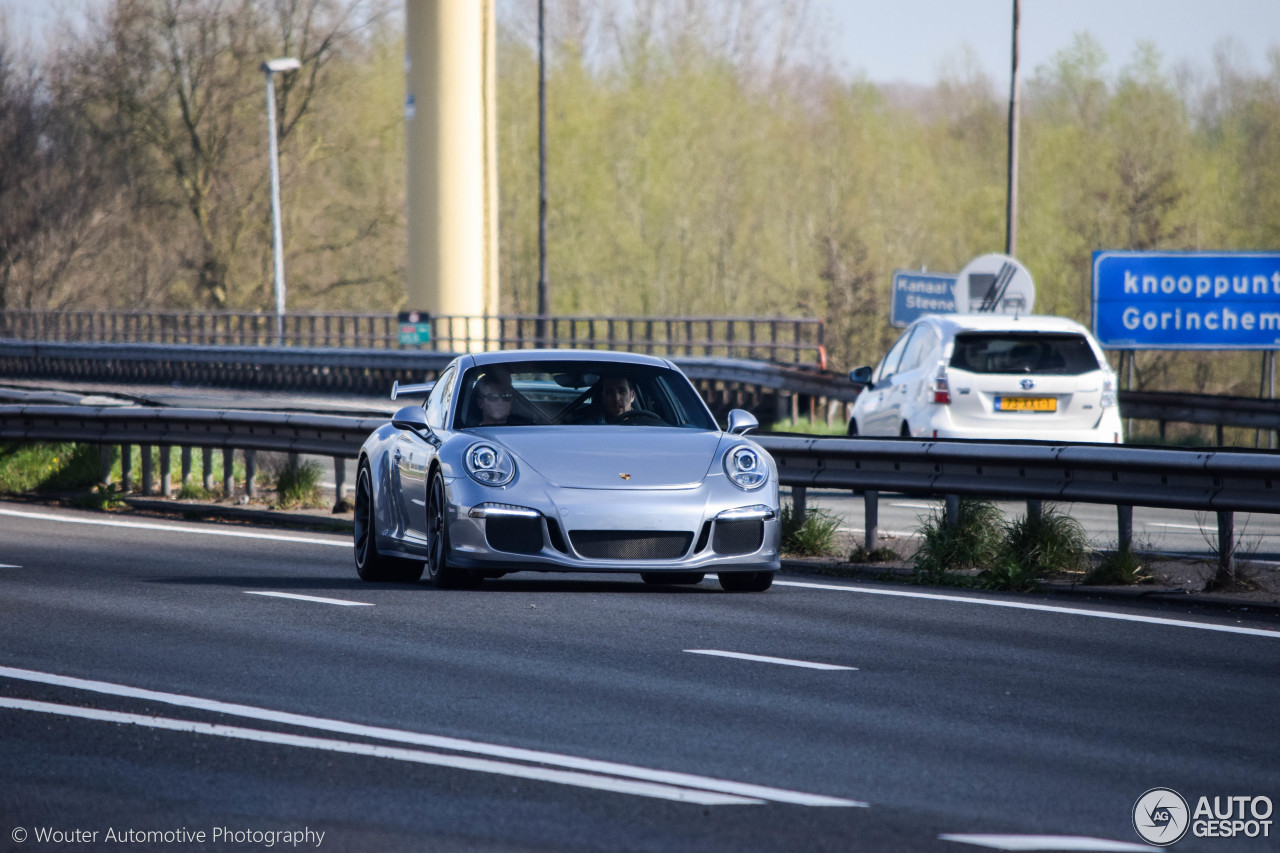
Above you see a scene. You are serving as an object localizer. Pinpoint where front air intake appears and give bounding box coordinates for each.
[569,530,693,560]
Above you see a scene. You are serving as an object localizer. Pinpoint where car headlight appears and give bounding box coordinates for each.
[723,445,768,490]
[465,442,516,486]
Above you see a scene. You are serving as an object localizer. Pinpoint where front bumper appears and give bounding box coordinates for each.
[444,479,781,573]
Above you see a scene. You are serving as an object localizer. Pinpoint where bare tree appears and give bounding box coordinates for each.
[59,0,376,309]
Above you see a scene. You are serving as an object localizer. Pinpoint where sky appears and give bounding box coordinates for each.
[821,0,1279,86]
[3,0,1277,87]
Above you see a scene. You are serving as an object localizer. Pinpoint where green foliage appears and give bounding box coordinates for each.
[1084,549,1150,585]
[976,506,1088,591]
[765,417,848,436]
[0,443,104,494]
[780,502,843,557]
[5,1,1280,398]
[913,500,1091,591]
[911,498,1004,584]
[275,458,325,509]
[849,544,900,564]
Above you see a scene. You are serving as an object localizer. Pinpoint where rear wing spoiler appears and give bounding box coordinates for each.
[390,380,436,401]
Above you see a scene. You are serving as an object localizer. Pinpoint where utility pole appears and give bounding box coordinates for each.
[536,0,550,346]
[1005,0,1021,257]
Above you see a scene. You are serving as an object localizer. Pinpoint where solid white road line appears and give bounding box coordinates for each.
[0,507,347,547]
[0,666,866,808]
[1147,523,1204,531]
[0,564,20,568]
[0,698,758,806]
[243,591,373,607]
[773,580,1280,639]
[938,834,1152,851]
[684,650,857,671]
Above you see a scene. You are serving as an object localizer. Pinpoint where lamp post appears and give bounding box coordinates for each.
[261,56,301,345]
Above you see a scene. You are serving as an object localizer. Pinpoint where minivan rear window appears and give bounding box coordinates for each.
[949,333,1101,376]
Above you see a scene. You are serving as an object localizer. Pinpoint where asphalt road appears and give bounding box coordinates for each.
[2,502,1278,852]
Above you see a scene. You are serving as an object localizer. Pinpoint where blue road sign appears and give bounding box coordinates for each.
[1093,251,1280,350]
[890,270,957,327]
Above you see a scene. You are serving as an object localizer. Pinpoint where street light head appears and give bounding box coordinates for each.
[261,57,301,74]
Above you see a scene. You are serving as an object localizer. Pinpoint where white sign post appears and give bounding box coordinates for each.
[952,253,1035,315]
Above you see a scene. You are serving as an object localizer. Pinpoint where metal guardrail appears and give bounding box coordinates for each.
[1,403,1273,572]
[0,343,858,416]
[0,310,826,365]
[6,338,1279,434]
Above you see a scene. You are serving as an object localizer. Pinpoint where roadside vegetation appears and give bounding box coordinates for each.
[780,501,843,557]
[2,2,1278,397]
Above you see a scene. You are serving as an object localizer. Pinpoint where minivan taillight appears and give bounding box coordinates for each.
[1101,375,1117,408]
[931,362,950,404]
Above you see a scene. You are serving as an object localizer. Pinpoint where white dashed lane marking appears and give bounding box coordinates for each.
[684,649,857,671]
[244,591,373,607]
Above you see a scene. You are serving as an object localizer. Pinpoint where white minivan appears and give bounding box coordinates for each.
[848,314,1123,443]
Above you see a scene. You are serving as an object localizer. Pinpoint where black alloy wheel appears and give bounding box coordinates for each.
[426,470,475,589]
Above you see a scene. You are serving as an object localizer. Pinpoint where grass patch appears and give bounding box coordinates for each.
[274,457,325,509]
[766,417,848,436]
[911,498,1003,585]
[978,505,1089,591]
[1084,548,1150,585]
[0,442,106,494]
[849,544,900,563]
[780,502,843,556]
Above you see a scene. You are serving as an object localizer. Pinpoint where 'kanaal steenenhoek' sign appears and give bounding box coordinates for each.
[1093,251,1280,350]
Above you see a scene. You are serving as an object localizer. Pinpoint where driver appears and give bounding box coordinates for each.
[600,376,637,422]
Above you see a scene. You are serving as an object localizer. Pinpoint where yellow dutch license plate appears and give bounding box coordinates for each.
[997,396,1056,412]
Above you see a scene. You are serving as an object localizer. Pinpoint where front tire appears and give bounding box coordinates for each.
[717,571,774,592]
[426,470,477,589]
[354,462,424,583]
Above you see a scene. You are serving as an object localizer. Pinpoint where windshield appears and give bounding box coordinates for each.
[454,361,717,430]
[949,333,1102,376]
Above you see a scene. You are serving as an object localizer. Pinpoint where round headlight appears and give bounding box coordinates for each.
[724,445,768,490]
[465,442,516,486]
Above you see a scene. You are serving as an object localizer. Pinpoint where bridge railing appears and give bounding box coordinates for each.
[0,310,826,366]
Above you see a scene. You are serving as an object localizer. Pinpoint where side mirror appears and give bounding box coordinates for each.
[391,405,431,433]
[726,409,759,436]
[849,366,874,389]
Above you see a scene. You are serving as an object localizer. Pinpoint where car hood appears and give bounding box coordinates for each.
[475,426,725,490]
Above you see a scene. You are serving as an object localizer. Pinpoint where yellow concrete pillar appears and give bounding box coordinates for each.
[405,0,498,351]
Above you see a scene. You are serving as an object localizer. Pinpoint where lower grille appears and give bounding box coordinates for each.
[712,519,764,555]
[570,530,693,561]
[486,516,544,555]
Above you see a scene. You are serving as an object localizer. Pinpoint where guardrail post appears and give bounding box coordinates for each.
[1216,510,1235,581]
[160,447,173,498]
[202,448,214,492]
[863,490,879,552]
[223,449,235,497]
[180,446,192,487]
[245,450,258,499]
[945,494,959,527]
[792,486,807,524]
[333,457,350,512]
[1116,505,1133,553]
[1026,500,1042,524]
[140,445,154,496]
[121,445,133,493]
[98,446,113,488]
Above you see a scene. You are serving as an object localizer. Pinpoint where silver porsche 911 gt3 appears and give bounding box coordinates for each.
[353,349,780,591]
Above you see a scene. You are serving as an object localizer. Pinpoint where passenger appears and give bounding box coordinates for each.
[473,369,520,426]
